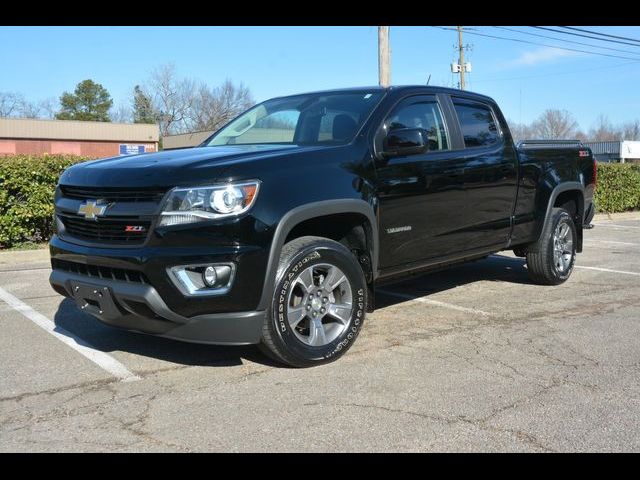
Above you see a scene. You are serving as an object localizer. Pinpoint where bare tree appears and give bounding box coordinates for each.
[507,120,535,143]
[110,102,133,123]
[530,109,580,139]
[0,92,25,117]
[38,98,58,119]
[188,80,254,132]
[17,100,42,118]
[621,119,640,141]
[147,64,196,136]
[589,114,621,142]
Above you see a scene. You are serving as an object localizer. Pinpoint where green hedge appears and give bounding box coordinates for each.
[0,155,638,248]
[0,154,88,248]
[595,163,640,213]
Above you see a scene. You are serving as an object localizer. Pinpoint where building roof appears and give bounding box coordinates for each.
[0,117,159,142]
[162,130,214,150]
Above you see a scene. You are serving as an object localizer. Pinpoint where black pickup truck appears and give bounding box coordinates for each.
[49,86,597,367]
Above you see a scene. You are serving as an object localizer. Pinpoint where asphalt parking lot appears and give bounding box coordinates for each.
[1,212,639,452]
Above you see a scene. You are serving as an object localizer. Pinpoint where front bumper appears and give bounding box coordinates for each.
[50,268,265,345]
[49,234,269,317]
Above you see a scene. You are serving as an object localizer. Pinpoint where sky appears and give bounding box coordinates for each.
[1,25,640,130]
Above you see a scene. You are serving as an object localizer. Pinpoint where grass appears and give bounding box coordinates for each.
[4,241,49,251]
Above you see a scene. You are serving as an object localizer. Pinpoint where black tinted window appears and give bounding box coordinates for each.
[386,100,449,151]
[453,102,500,148]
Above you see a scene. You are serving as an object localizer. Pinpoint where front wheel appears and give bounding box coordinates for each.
[526,207,577,285]
[259,236,367,367]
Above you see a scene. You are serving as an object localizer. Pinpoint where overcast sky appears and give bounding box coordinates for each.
[2,26,640,129]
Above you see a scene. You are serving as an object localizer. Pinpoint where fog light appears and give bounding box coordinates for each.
[168,263,236,297]
[203,266,217,287]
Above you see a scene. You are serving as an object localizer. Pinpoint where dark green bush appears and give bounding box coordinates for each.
[0,154,88,248]
[594,163,640,213]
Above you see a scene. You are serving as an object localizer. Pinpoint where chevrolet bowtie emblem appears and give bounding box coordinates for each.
[77,200,109,220]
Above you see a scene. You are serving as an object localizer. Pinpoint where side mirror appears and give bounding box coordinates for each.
[382,128,429,158]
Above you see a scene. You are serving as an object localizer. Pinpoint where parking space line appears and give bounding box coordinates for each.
[593,223,640,229]
[585,239,639,247]
[0,286,140,382]
[575,266,640,276]
[377,289,493,316]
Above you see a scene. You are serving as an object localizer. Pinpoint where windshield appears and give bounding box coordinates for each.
[202,90,384,147]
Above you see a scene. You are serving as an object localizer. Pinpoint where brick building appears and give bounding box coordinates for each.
[0,118,159,158]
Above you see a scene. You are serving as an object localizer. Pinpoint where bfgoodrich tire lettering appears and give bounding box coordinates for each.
[260,236,367,367]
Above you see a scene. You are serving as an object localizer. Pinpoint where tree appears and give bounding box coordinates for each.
[110,102,133,123]
[147,64,196,136]
[589,114,620,142]
[188,79,254,132]
[37,98,58,119]
[0,92,24,117]
[18,100,42,119]
[530,109,579,139]
[56,79,113,121]
[132,85,156,124]
[507,120,534,143]
[621,120,640,141]
[143,63,254,136]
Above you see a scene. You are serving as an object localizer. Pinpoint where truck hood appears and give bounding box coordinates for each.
[59,144,326,187]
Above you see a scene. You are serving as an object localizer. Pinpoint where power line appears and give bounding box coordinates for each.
[559,26,640,45]
[532,26,640,48]
[491,26,640,57]
[472,60,640,83]
[431,26,640,61]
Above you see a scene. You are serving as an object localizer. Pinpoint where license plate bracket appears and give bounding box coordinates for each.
[69,281,123,320]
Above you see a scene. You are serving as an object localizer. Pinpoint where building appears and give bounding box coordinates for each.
[0,117,159,158]
[162,130,214,150]
[581,141,640,163]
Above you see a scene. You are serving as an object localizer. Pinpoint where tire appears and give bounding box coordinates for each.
[259,236,367,367]
[526,207,577,285]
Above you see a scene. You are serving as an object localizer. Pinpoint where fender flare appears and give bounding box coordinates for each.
[541,182,585,252]
[542,182,585,228]
[257,199,378,310]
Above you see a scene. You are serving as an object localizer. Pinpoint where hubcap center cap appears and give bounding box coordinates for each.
[311,295,323,311]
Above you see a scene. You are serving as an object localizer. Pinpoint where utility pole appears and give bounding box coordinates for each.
[451,26,471,90]
[378,26,391,87]
[457,26,466,90]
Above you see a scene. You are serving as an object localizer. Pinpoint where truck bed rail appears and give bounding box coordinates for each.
[517,139,583,150]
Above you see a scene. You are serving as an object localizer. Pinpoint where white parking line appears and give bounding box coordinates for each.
[0,286,140,382]
[575,266,640,276]
[377,289,493,316]
[593,223,640,230]
[585,239,639,247]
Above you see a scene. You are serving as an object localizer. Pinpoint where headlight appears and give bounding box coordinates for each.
[159,180,260,226]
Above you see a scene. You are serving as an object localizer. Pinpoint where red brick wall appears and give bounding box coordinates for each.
[0,139,157,158]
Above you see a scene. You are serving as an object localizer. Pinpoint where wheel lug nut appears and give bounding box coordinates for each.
[316,291,322,297]
[322,297,328,303]
[306,305,311,311]
[320,307,326,314]
[312,311,317,317]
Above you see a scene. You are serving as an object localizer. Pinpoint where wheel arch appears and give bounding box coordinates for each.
[257,199,378,310]
[542,182,585,253]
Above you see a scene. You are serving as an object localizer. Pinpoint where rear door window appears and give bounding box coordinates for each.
[452,101,501,148]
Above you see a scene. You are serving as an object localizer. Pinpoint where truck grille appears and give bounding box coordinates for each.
[51,259,148,284]
[60,185,167,203]
[58,213,151,245]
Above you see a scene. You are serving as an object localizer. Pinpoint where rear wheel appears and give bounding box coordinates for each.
[526,207,576,285]
[260,236,367,367]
